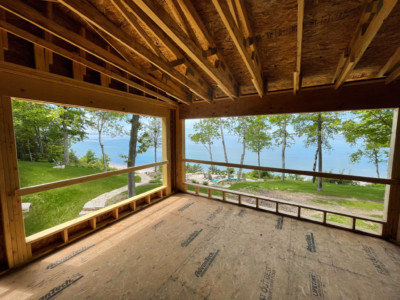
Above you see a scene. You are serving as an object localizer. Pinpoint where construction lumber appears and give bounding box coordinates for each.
[294,0,304,94]
[212,0,263,96]
[179,80,400,119]
[333,0,398,89]
[378,46,400,77]
[133,0,238,99]
[0,0,191,104]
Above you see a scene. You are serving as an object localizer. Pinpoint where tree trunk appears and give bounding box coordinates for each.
[281,119,287,181]
[208,144,213,181]
[219,120,230,181]
[98,130,107,171]
[128,115,139,197]
[35,126,44,155]
[373,148,380,178]
[317,113,323,191]
[312,147,319,183]
[154,144,157,172]
[258,151,261,179]
[238,118,246,181]
[27,139,33,161]
[62,107,70,165]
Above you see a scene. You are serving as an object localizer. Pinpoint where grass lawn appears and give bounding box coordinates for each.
[309,213,379,232]
[228,180,385,201]
[19,161,154,236]
[310,198,384,211]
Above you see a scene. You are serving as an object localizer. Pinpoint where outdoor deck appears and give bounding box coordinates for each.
[0,193,399,299]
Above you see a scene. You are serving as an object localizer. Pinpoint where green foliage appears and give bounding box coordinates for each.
[186,163,203,173]
[309,198,383,211]
[68,150,80,166]
[203,181,209,185]
[342,110,392,178]
[191,179,199,184]
[228,180,385,201]
[135,175,141,183]
[189,119,220,160]
[268,114,295,147]
[78,150,109,169]
[246,170,272,179]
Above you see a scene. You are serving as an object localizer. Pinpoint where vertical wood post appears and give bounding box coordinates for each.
[0,96,29,268]
[175,109,186,192]
[383,108,400,241]
[162,110,172,196]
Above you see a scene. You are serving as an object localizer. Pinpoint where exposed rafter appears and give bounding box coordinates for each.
[378,46,400,77]
[333,0,398,89]
[294,0,304,94]
[57,0,212,102]
[212,0,264,97]
[386,65,400,84]
[133,0,239,99]
[0,0,191,104]
[115,0,212,103]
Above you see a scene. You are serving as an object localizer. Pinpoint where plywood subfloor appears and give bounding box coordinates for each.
[1,193,399,299]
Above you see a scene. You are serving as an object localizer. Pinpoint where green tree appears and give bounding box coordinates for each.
[294,112,341,191]
[342,110,393,178]
[268,115,295,181]
[247,116,272,179]
[218,118,231,181]
[189,119,220,180]
[140,117,162,172]
[51,106,87,165]
[87,110,125,171]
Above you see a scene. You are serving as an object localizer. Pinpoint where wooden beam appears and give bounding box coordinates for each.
[16,161,168,197]
[133,0,238,99]
[294,0,304,94]
[383,109,400,241]
[183,159,396,185]
[212,0,263,96]
[175,110,186,192]
[0,0,191,103]
[333,0,398,89]
[0,20,179,107]
[0,61,172,117]
[378,47,400,77]
[57,0,212,102]
[179,80,400,119]
[386,65,400,84]
[0,96,29,267]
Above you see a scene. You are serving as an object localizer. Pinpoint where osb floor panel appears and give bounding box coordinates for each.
[1,193,400,300]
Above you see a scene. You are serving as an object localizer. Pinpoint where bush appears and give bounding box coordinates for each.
[191,179,199,184]
[135,175,141,183]
[202,181,208,185]
[246,170,272,179]
[149,178,161,184]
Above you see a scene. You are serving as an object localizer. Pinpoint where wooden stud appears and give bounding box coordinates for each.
[323,211,327,224]
[61,229,68,243]
[34,44,47,71]
[352,218,356,231]
[383,109,400,242]
[162,114,172,196]
[89,218,96,230]
[238,194,242,205]
[129,201,136,212]
[333,0,398,88]
[195,186,199,195]
[276,203,279,213]
[223,192,226,202]
[256,198,259,208]
[297,207,301,218]
[294,0,304,94]
[0,1,190,103]
[112,209,119,220]
[146,195,151,204]
[208,189,212,198]
[175,112,186,192]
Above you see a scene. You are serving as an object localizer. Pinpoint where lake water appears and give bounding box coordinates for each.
[72,126,389,179]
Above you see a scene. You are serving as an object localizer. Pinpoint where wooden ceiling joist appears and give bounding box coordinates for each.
[57,0,212,103]
[0,0,192,104]
[0,19,179,107]
[386,65,400,84]
[133,0,238,100]
[333,0,398,89]
[294,0,304,95]
[115,0,213,103]
[378,46,400,77]
[212,0,264,97]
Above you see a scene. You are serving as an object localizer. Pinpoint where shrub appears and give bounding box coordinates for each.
[191,179,199,184]
[202,181,208,185]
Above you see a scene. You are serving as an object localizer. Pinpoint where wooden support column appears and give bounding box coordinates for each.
[383,108,400,242]
[0,96,29,268]
[162,111,172,196]
[175,109,186,192]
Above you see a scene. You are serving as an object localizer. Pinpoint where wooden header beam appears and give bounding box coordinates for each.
[333,0,398,89]
[179,80,400,119]
[212,0,264,97]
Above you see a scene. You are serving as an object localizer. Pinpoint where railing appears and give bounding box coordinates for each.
[183,159,390,237]
[20,161,169,259]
